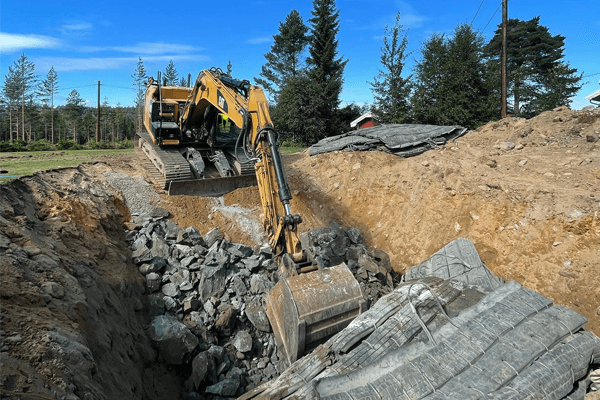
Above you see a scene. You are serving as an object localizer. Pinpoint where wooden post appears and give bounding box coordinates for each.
[96,81,101,142]
[501,0,507,118]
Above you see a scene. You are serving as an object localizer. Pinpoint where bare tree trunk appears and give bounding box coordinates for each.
[9,108,13,143]
[51,98,54,144]
[514,82,520,117]
[21,97,25,141]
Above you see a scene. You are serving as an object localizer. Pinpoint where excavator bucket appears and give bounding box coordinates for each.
[168,175,257,197]
[265,263,367,368]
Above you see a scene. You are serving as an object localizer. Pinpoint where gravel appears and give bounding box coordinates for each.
[103,172,160,215]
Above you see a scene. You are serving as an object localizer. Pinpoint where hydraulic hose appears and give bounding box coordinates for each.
[265,128,293,211]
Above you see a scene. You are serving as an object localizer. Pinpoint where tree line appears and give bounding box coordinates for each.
[257,2,582,145]
[1,1,583,151]
[0,55,191,151]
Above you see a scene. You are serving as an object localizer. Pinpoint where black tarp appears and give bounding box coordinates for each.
[309,124,468,157]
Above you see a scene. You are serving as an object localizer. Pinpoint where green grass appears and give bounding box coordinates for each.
[0,148,134,183]
[280,145,306,154]
[0,145,304,184]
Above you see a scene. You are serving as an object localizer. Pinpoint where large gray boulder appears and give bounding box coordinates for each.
[147,315,199,364]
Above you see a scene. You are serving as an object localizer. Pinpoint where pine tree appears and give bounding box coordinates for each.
[484,17,582,116]
[164,59,178,86]
[411,24,496,129]
[65,90,86,144]
[38,67,59,144]
[7,54,38,141]
[272,72,325,145]
[179,77,187,87]
[1,65,21,142]
[255,9,309,100]
[226,61,233,76]
[307,0,347,138]
[132,57,147,132]
[370,12,412,124]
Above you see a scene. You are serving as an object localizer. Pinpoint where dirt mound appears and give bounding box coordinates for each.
[282,107,599,335]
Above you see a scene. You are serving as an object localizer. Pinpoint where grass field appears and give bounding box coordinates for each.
[0,145,306,184]
[280,145,306,154]
[0,148,135,183]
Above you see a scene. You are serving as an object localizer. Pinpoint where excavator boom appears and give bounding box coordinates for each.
[136,68,364,367]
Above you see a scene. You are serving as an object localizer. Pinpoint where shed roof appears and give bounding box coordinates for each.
[586,89,600,103]
[350,111,378,128]
[586,81,600,103]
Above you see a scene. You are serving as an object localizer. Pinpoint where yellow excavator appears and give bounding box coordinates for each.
[135,68,365,367]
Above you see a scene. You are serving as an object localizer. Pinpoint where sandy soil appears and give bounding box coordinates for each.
[1,106,599,398]
[113,106,600,334]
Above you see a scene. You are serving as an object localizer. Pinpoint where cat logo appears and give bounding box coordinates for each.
[217,90,228,113]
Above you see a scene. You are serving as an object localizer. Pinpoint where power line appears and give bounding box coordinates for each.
[102,84,134,90]
[60,84,96,91]
[582,72,600,78]
[483,2,502,32]
[471,0,486,25]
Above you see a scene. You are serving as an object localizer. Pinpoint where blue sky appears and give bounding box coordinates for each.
[1,0,599,111]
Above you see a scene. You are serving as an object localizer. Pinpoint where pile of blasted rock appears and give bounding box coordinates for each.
[126,212,393,399]
[300,221,396,306]
[126,209,281,398]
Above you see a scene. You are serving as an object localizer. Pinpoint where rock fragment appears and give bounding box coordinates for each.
[233,330,252,353]
[204,227,224,248]
[145,273,161,293]
[147,315,198,364]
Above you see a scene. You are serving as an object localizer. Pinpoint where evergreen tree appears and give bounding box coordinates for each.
[255,9,309,100]
[272,72,325,145]
[164,59,178,86]
[7,54,38,141]
[337,103,363,131]
[226,60,233,76]
[38,66,59,144]
[411,24,496,129]
[307,0,347,138]
[65,90,86,143]
[179,77,187,87]
[484,17,582,116]
[370,12,412,124]
[132,57,147,132]
[1,64,21,142]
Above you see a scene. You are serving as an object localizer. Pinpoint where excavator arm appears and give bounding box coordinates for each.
[180,69,364,368]
[181,69,303,261]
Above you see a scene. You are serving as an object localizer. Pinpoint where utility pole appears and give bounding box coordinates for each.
[501,0,508,118]
[96,81,101,142]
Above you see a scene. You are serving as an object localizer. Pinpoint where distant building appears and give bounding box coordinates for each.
[585,80,600,106]
[350,111,379,129]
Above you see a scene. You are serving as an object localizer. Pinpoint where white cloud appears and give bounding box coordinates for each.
[353,2,428,33]
[246,37,271,45]
[395,1,428,29]
[0,32,62,53]
[79,42,202,55]
[36,54,211,72]
[113,42,200,54]
[60,22,93,35]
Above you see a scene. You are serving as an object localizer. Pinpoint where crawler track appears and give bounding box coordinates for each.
[134,132,194,189]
